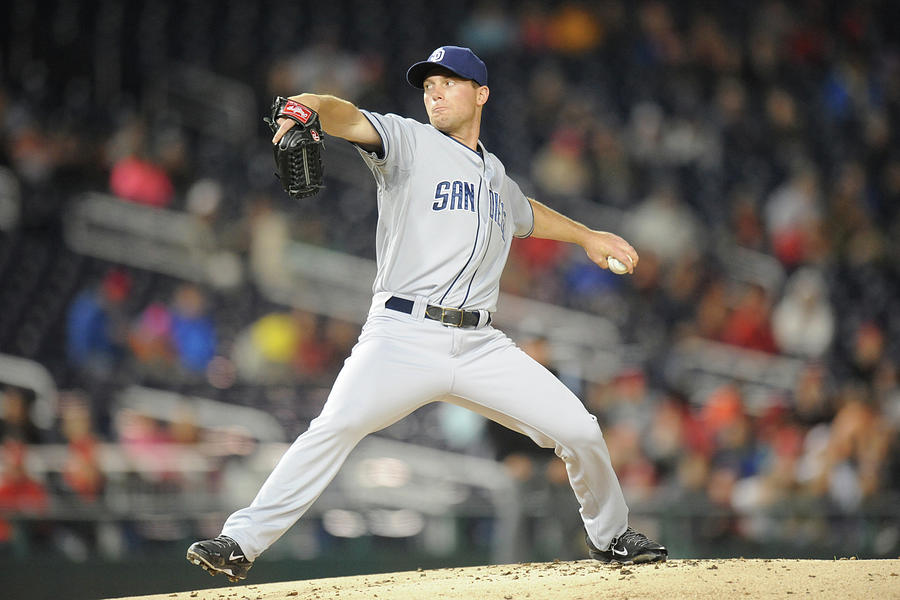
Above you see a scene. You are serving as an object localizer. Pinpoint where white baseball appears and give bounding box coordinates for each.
[607,256,629,275]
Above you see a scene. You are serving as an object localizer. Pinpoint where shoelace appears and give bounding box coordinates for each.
[615,528,652,549]
[209,536,237,552]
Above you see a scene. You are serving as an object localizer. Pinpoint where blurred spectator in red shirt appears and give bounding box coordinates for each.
[720,284,778,353]
[109,156,174,208]
[59,396,104,504]
[0,442,48,545]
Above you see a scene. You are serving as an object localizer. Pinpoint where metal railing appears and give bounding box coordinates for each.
[7,438,521,563]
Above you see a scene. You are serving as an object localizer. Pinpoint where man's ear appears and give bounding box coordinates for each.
[477,85,490,106]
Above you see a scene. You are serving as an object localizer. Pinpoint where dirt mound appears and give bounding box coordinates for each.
[108,558,899,600]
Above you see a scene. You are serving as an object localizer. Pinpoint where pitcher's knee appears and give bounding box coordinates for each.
[311,411,372,441]
[560,416,605,451]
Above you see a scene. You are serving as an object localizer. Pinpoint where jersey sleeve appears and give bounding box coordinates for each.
[354,111,417,177]
[505,177,535,238]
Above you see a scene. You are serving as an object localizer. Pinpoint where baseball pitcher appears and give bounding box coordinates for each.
[187,45,666,582]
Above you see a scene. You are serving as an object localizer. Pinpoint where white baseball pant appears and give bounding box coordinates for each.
[221,302,628,560]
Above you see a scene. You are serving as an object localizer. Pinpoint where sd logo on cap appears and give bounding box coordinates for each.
[406,46,488,88]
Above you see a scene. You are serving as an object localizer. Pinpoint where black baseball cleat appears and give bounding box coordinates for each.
[186,535,253,582]
[586,527,667,564]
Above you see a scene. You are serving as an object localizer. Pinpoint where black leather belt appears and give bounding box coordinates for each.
[385,296,487,328]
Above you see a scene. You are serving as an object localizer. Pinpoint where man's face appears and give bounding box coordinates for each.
[422,70,486,133]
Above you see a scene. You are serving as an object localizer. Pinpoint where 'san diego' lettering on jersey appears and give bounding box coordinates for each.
[433,180,476,211]
[433,181,508,240]
[488,189,507,240]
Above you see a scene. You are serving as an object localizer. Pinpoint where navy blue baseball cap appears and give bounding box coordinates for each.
[406,46,488,88]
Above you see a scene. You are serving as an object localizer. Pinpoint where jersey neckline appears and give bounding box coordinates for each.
[430,125,486,159]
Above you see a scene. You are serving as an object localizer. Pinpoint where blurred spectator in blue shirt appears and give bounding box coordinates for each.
[170,283,217,374]
[65,268,131,377]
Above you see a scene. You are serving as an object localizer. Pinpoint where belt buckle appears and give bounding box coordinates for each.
[441,307,464,327]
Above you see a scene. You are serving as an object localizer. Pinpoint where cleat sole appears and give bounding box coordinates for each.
[186,550,248,582]
[187,550,222,579]
[186,545,250,582]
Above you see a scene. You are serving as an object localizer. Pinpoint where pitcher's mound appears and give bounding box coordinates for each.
[107,558,899,600]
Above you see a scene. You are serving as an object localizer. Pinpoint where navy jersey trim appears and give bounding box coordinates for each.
[440,177,482,305]
[515,196,536,238]
[354,110,389,162]
[434,127,486,158]
[458,208,494,308]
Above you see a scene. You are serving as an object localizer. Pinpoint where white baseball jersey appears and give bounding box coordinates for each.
[356,110,534,313]
[220,109,628,562]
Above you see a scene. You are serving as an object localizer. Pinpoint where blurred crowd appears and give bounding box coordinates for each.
[1,0,899,560]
